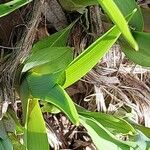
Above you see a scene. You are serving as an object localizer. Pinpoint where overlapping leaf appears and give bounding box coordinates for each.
[122,31,150,67]
[0,0,32,17]
[25,100,49,150]
[80,115,132,150]
[63,10,137,88]
[78,110,135,135]
[63,25,121,88]
[26,73,79,125]
[22,47,73,74]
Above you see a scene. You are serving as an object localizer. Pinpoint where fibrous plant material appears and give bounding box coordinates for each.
[0,0,43,119]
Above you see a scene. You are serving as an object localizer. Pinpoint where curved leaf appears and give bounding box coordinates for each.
[0,0,32,18]
[80,115,131,150]
[97,0,138,50]
[27,73,79,125]
[122,31,150,67]
[45,84,79,125]
[22,47,73,73]
[25,100,49,150]
[78,111,135,135]
[113,0,143,31]
[31,22,75,52]
[63,25,121,88]
[60,0,139,50]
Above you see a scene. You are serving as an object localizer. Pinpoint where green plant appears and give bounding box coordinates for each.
[0,0,150,150]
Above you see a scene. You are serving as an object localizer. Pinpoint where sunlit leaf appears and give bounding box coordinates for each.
[27,73,79,125]
[0,0,32,17]
[113,0,143,31]
[77,107,135,135]
[79,115,131,150]
[25,100,49,150]
[62,10,137,88]
[97,0,138,50]
[22,47,73,73]
[63,25,120,88]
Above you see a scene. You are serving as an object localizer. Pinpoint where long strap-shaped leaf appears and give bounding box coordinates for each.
[26,73,79,125]
[59,0,139,50]
[0,0,32,17]
[96,0,138,50]
[63,9,137,88]
[25,100,49,150]
[122,31,150,67]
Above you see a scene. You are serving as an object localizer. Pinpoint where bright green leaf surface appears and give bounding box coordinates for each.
[113,0,143,31]
[0,0,32,18]
[44,84,79,125]
[63,24,121,88]
[97,0,138,50]
[25,100,49,150]
[60,0,143,31]
[22,47,73,73]
[60,0,139,50]
[78,110,135,135]
[32,47,73,75]
[63,10,137,88]
[27,73,79,125]
[32,22,75,51]
[80,115,131,150]
[122,31,150,67]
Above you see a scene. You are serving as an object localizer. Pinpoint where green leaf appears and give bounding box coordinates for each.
[27,73,57,98]
[0,0,32,18]
[41,102,61,114]
[7,108,24,134]
[25,100,49,150]
[62,9,137,88]
[22,47,73,73]
[8,133,26,150]
[132,124,150,139]
[44,84,79,125]
[78,110,135,135]
[79,115,131,150]
[97,0,138,50]
[60,0,138,50]
[0,121,13,150]
[122,31,150,67]
[29,21,75,55]
[20,78,30,125]
[59,0,143,31]
[113,0,143,31]
[0,138,13,150]
[27,73,79,125]
[63,22,121,88]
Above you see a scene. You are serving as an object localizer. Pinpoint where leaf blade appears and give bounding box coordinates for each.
[97,0,138,50]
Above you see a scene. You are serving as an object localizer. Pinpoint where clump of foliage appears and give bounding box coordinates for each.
[0,0,150,150]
